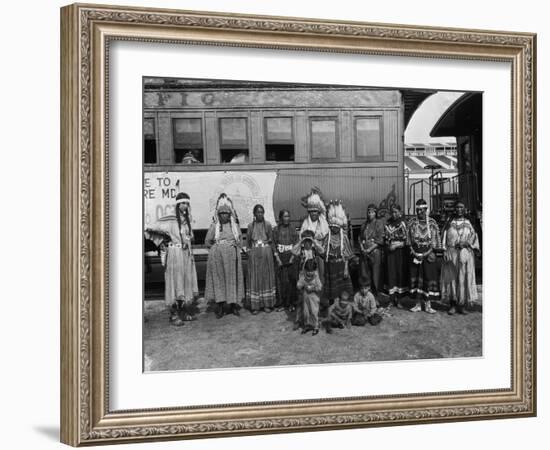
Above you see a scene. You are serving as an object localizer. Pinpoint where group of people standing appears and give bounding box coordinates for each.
[145,189,480,331]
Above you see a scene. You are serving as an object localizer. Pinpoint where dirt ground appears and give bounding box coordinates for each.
[143,288,482,372]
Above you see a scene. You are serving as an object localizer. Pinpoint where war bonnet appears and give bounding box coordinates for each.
[327,200,348,229]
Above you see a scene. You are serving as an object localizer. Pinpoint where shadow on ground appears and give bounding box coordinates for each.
[33,426,59,441]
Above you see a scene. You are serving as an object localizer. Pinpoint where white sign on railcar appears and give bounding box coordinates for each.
[144,171,277,229]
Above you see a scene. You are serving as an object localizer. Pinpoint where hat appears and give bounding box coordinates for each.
[367,203,378,212]
[182,151,199,164]
[327,200,348,228]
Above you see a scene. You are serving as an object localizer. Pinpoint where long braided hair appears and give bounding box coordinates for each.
[175,192,192,240]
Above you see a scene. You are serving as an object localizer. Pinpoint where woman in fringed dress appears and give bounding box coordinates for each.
[246,204,277,314]
[441,201,480,315]
[408,199,442,314]
[144,192,198,326]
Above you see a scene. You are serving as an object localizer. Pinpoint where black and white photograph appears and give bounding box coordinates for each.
[142,77,483,372]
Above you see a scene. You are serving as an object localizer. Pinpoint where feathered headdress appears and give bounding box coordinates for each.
[301,188,326,216]
[327,200,348,229]
[213,193,240,242]
[325,200,348,262]
[214,193,236,217]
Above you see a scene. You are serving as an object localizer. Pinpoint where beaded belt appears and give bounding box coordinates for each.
[169,242,190,249]
[277,244,293,252]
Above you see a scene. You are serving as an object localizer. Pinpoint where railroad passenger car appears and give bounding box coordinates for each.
[143,79,467,296]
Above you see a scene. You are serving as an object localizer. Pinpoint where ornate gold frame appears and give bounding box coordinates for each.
[60,3,537,446]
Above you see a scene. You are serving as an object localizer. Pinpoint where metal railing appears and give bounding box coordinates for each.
[407,170,478,215]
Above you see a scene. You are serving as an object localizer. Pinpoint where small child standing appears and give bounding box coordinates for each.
[293,230,324,329]
[351,277,379,326]
[325,290,353,333]
[296,259,323,336]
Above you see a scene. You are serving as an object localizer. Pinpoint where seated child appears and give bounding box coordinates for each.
[352,277,379,326]
[296,259,323,336]
[324,290,353,333]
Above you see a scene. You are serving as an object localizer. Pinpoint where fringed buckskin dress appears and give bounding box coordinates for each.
[408,217,442,300]
[246,220,277,311]
[441,217,480,306]
[145,219,198,307]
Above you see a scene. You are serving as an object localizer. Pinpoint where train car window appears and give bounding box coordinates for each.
[310,118,338,160]
[355,117,381,160]
[143,118,157,164]
[265,117,295,162]
[219,118,249,163]
[173,118,204,164]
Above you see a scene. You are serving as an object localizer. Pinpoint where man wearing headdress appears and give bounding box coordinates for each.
[204,193,245,318]
[300,189,329,280]
[441,201,480,315]
[322,200,354,303]
[145,192,199,326]
[408,199,442,314]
